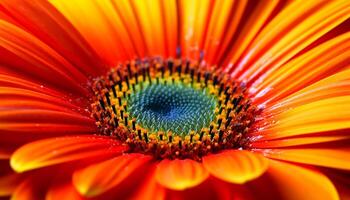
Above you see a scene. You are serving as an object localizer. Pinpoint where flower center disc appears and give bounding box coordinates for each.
[128,82,216,135]
[91,58,259,161]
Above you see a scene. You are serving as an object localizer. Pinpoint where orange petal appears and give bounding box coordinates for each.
[1,0,105,76]
[203,0,247,64]
[0,80,89,113]
[0,173,22,196]
[130,0,166,56]
[255,96,350,140]
[178,0,211,59]
[266,160,338,200]
[0,99,76,113]
[0,87,97,142]
[73,154,152,197]
[10,136,126,172]
[0,74,67,98]
[46,167,86,200]
[0,154,10,160]
[156,159,208,190]
[223,0,280,69]
[265,68,350,115]
[0,86,85,111]
[258,147,350,170]
[159,0,178,57]
[236,0,350,83]
[0,19,88,95]
[49,0,137,64]
[108,0,148,57]
[251,135,350,148]
[0,109,93,125]
[0,147,12,160]
[46,181,84,200]
[11,177,45,200]
[324,169,350,200]
[203,150,268,184]
[252,32,350,106]
[128,165,165,200]
[0,123,96,145]
[165,177,224,199]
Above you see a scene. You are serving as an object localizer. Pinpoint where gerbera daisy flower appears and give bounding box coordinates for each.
[1,0,350,199]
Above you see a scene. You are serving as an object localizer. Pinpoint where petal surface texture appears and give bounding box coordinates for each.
[73,153,152,197]
[266,160,338,200]
[0,0,349,199]
[259,148,350,170]
[203,150,268,184]
[10,136,126,172]
[156,159,209,190]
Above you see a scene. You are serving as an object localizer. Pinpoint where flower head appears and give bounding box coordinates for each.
[0,0,350,199]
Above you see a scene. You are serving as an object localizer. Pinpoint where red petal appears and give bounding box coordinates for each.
[203,150,268,184]
[0,173,22,197]
[1,0,106,76]
[73,153,152,197]
[0,109,94,124]
[1,123,96,146]
[324,169,350,200]
[156,159,209,190]
[0,148,12,160]
[128,165,165,200]
[0,86,83,110]
[10,136,126,172]
[0,20,88,95]
[0,74,67,98]
[46,181,84,200]
[11,177,45,200]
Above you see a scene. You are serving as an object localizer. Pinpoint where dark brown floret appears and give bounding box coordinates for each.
[91,58,260,161]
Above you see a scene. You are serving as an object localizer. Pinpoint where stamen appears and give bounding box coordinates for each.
[91,57,260,161]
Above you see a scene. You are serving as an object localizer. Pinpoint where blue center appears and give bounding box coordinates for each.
[128,83,217,135]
